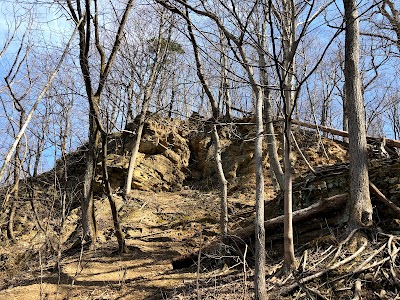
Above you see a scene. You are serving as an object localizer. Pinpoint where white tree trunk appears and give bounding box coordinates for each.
[254,87,268,300]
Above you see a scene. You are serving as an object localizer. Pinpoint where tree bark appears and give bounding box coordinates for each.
[343,85,349,143]
[7,99,25,243]
[219,32,232,121]
[343,0,373,228]
[7,199,17,242]
[254,86,268,300]
[101,132,127,253]
[211,125,228,239]
[281,0,298,271]
[258,48,284,190]
[81,113,99,246]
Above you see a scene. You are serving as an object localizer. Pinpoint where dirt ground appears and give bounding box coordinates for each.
[0,188,261,299]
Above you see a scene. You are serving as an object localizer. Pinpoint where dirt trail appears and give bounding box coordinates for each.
[0,189,253,299]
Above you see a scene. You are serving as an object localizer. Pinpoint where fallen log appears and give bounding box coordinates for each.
[172,194,348,270]
[369,181,400,218]
[275,118,400,149]
[234,193,348,241]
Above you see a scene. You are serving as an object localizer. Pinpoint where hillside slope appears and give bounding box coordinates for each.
[1,116,400,299]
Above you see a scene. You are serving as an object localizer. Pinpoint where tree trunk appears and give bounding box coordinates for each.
[7,109,25,243]
[81,112,99,246]
[125,17,166,194]
[254,87,268,300]
[7,171,19,244]
[283,119,297,270]
[281,118,400,148]
[258,49,284,190]
[211,125,228,239]
[185,11,230,244]
[321,96,329,138]
[168,70,177,118]
[281,0,298,271]
[7,200,17,243]
[219,32,232,121]
[125,91,151,195]
[343,0,373,228]
[101,132,127,253]
[342,85,349,143]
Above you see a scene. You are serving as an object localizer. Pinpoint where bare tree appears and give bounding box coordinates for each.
[2,27,32,242]
[125,10,174,195]
[343,0,373,228]
[268,0,340,270]
[269,0,300,271]
[386,90,400,140]
[255,6,284,190]
[184,7,228,239]
[218,30,232,121]
[377,0,400,52]
[0,17,81,183]
[64,0,134,251]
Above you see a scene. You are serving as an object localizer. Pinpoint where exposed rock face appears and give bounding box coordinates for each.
[187,119,349,191]
[28,116,350,195]
[187,120,258,189]
[102,116,191,192]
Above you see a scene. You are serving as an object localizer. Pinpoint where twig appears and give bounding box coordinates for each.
[119,267,127,291]
[67,240,85,299]
[302,249,308,272]
[332,239,399,283]
[281,241,367,296]
[242,244,248,299]
[196,227,203,300]
[353,242,386,273]
[311,245,335,270]
[388,236,400,288]
[329,228,359,266]
[302,285,329,300]
[39,249,43,300]
[291,131,316,174]
[357,256,391,273]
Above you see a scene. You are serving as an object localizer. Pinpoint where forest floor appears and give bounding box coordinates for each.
[0,188,266,299]
[2,184,398,300]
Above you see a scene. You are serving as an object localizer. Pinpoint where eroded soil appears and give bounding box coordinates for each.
[0,188,259,299]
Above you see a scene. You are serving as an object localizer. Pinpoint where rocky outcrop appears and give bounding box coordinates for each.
[102,116,191,192]
[187,119,349,191]
[28,116,350,195]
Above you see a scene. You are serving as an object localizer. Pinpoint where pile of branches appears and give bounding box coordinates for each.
[269,229,400,300]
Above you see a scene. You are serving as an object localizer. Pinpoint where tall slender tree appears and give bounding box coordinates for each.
[65,0,134,250]
[125,11,174,195]
[343,0,373,228]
